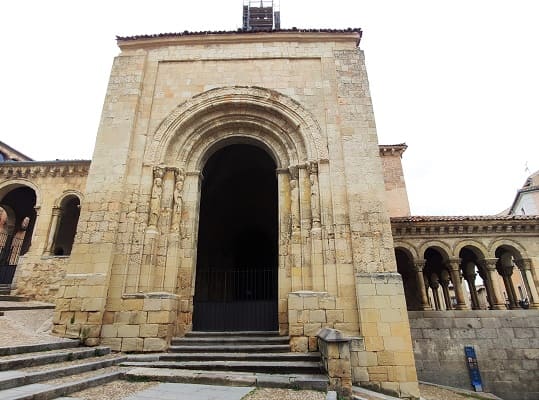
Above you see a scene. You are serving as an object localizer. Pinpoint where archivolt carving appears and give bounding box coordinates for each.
[147,86,327,168]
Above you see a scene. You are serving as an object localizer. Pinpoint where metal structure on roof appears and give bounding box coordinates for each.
[243,0,280,31]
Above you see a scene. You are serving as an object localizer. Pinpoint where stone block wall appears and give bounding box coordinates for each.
[288,291,358,352]
[99,293,178,352]
[354,273,419,399]
[409,310,539,400]
[14,256,69,301]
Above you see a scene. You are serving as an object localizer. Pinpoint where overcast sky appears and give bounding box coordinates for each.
[1,0,537,216]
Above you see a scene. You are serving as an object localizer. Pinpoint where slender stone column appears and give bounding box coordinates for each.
[462,261,480,309]
[499,266,518,309]
[276,168,292,303]
[516,258,539,309]
[289,166,302,291]
[413,260,431,310]
[299,164,312,290]
[447,258,468,310]
[464,271,480,310]
[309,161,324,291]
[429,273,442,310]
[440,270,453,310]
[477,268,493,309]
[44,207,61,256]
[480,258,506,310]
[309,162,322,230]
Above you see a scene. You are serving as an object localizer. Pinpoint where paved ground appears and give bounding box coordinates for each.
[122,383,254,400]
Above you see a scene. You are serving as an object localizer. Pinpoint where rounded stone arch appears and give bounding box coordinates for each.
[183,125,292,172]
[148,86,327,168]
[453,239,488,260]
[487,238,529,260]
[393,241,420,261]
[0,179,41,208]
[53,190,84,208]
[418,240,452,261]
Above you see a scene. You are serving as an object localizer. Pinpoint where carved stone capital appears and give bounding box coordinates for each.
[412,260,426,272]
[288,165,299,180]
[309,161,318,174]
[165,166,179,175]
[446,258,461,271]
[479,258,498,271]
[153,166,165,179]
[516,258,532,271]
[276,168,289,175]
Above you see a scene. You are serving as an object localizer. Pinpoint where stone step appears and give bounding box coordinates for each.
[171,335,290,346]
[0,302,55,311]
[0,355,126,390]
[0,285,12,296]
[124,367,328,391]
[0,347,110,371]
[168,344,291,353]
[120,359,322,374]
[0,369,123,400]
[0,295,28,302]
[0,340,79,357]
[131,351,321,362]
[185,330,280,337]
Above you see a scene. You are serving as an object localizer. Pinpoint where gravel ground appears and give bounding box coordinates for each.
[0,309,66,346]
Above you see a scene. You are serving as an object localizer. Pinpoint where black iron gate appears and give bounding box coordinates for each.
[193,267,278,331]
[0,233,22,284]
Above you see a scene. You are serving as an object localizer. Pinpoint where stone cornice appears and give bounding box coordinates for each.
[0,160,91,179]
[118,30,362,50]
[391,215,539,237]
[379,143,407,157]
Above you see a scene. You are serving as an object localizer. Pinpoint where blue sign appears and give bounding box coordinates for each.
[464,346,483,392]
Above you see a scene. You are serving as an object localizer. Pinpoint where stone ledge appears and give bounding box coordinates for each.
[122,292,180,300]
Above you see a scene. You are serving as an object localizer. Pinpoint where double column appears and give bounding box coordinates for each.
[479,258,506,310]
[412,260,431,310]
[516,258,539,309]
[447,258,468,310]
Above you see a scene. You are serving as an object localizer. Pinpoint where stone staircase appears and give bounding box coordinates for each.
[0,340,126,399]
[0,284,12,296]
[123,331,328,390]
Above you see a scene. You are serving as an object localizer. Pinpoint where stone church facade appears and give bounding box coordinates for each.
[2,28,539,400]
[53,29,419,397]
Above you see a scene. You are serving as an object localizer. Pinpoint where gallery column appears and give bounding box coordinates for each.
[447,258,468,310]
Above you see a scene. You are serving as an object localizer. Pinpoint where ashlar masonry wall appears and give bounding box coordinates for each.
[410,310,539,400]
[52,31,418,397]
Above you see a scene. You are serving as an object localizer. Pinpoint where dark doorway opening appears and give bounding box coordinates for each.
[193,144,278,331]
[0,186,37,284]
